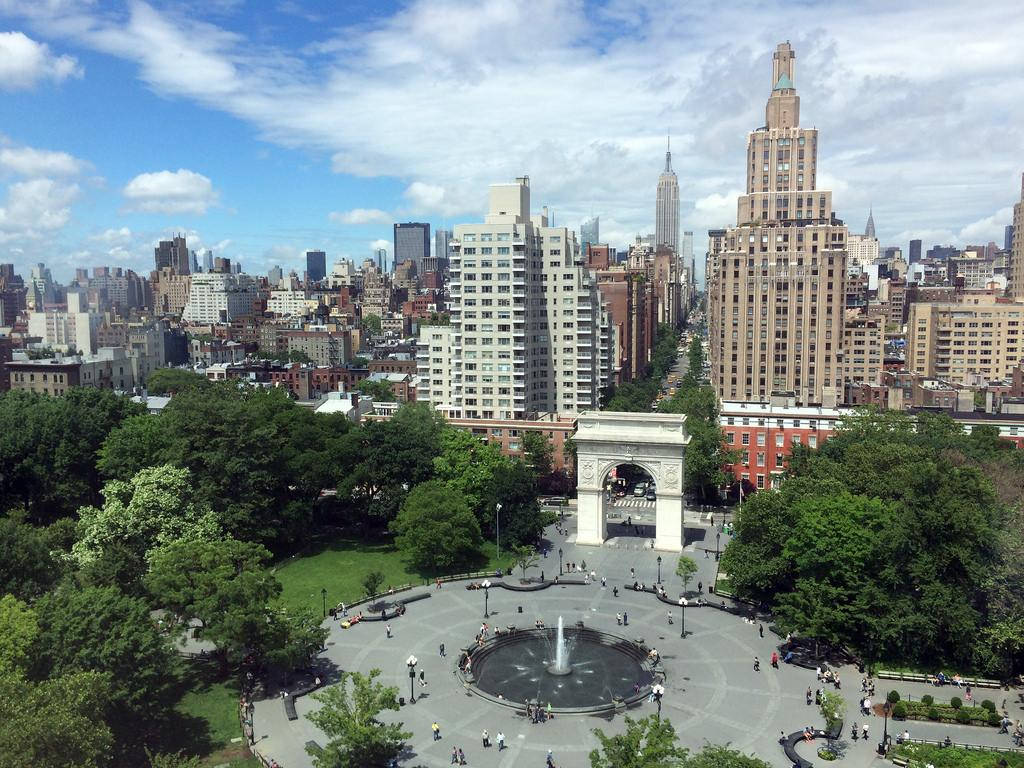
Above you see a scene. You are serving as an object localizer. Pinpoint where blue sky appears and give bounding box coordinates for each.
[1,0,1023,282]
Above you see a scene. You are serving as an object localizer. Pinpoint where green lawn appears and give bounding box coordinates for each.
[893,742,1024,767]
[169,660,259,767]
[274,537,518,614]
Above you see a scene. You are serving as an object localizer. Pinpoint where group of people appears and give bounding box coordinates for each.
[815,665,841,689]
[526,700,553,724]
[998,715,1024,746]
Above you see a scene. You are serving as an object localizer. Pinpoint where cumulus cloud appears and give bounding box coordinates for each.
[122,169,218,214]
[0,144,86,176]
[0,177,80,242]
[328,208,391,225]
[89,226,133,245]
[0,31,81,90]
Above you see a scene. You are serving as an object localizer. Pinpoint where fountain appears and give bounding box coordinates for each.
[547,616,572,676]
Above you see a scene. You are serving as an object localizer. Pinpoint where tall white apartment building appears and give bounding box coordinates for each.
[27,291,102,354]
[445,177,609,419]
[267,289,311,317]
[416,325,457,407]
[182,272,259,324]
[846,233,879,274]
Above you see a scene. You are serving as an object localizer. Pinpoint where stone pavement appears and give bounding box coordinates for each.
[250,514,1017,767]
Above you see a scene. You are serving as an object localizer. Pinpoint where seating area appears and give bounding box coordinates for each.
[780,728,827,768]
[877,670,1002,689]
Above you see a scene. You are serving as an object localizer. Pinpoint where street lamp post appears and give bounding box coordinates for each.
[482,580,491,618]
[495,503,502,562]
[879,701,891,755]
[558,548,563,575]
[321,587,327,618]
[407,655,418,704]
[656,556,662,583]
[715,531,721,561]
[679,598,686,638]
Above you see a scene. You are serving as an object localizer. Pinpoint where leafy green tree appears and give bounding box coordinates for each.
[73,465,222,590]
[0,388,143,523]
[144,537,282,666]
[589,714,688,768]
[0,517,61,600]
[266,607,330,670]
[306,669,411,768]
[0,670,113,768]
[362,313,382,333]
[287,350,312,364]
[484,462,553,548]
[361,570,385,598]
[675,555,698,592]
[147,752,202,768]
[818,689,846,744]
[0,595,38,676]
[512,544,539,578]
[34,585,178,751]
[433,428,510,514]
[358,378,396,402]
[145,368,210,395]
[523,430,554,478]
[392,481,483,571]
[685,746,772,768]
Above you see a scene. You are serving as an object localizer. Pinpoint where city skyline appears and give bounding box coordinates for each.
[1,1,1023,282]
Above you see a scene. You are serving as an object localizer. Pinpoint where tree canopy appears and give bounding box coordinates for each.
[391,481,483,571]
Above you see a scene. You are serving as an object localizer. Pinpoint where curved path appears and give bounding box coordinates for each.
[250,515,1013,768]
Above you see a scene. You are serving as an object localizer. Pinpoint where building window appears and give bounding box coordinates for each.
[741,433,750,446]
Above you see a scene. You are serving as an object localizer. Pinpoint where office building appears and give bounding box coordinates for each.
[1006,225,1015,253]
[655,139,680,253]
[434,229,452,271]
[306,250,327,283]
[394,222,430,272]
[847,233,879,273]
[203,250,214,272]
[1012,174,1024,300]
[907,294,1024,385]
[154,235,190,274]
[909,239,922,263]
[580,217,599,249]
[374,247,388,272]
[707,42,850,406]
[447,176,608,419]
[864,208,876,239]
[182,272,259,324]
[268,265,283,287]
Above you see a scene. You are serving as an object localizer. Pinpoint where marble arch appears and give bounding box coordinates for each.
[573,411,689,552]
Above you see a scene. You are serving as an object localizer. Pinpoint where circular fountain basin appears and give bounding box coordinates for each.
[468,627,655,713]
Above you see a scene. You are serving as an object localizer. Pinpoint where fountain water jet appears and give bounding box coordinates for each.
[547,616,572,676]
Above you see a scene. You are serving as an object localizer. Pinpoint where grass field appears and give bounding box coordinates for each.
[170,660,260,767]
[274,537,518,614]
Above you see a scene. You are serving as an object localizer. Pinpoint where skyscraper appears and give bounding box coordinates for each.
[154,235,190,274]
[909,239,922,263]
[434,229,452,270]
[306,250,326,283]
[708,42,857,406]
[445,176,608,418]
[268,265,283,287]
[1006,224,1015,252]
[374,247,388,271]
[655,138,679,253]
[581,216,599,248]
[1011,174,1024,301]
[864,208,876,239]
[394,222,430,272]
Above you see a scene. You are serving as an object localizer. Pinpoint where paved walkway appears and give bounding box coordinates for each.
[250,515,1018,768]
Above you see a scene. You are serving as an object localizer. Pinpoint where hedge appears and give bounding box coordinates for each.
[899,699,995,726]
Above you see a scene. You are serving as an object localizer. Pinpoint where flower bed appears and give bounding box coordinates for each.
[898,697,999,726]
[893,743,1024,768]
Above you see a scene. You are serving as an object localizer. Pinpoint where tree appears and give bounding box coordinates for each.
[147,753,202,768]
[0,671,113,768]
[0,517,61,600]
[818,689,846,745]
[392,481,483,571]
[512,545,539,578]
[362,313,382,333]
[361,570,385,598]
[266,607,330,670]
[675,556,698,593]
[306,669,411,768]
[73,465,222,590]
[685,746,772,768]
[145,368,210,396]
[589,714,688,768]
[144,537,283,667]
[358,378,396,402]
[0,595,38,677]
[523,430,554,478]
[34,585,179,752]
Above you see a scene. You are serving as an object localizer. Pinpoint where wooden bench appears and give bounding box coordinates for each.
[877,670,1002,688]
[284,695,298,721]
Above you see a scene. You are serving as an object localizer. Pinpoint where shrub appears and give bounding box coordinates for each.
[927,707,940,720]
[950,696,962,710]
[887,690,901,704]
[954,708,972,724]
[921,694,934,706]
[987,711,1002,726]
[892,702,907,719]
[981,699,996,713]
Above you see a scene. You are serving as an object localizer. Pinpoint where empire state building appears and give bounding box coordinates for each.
[655,137,680,253]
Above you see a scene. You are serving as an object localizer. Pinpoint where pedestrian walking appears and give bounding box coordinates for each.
[616,612,622,625]
[862,723,869,741]
[458,747,466,765]
[497,731,505,750]
[623,611,628,626]
[432,722,441,740]
[386,624,392,638]
[340,602,347,616]
[601,576,606,587]
[630,567,635,579]
[440,642,446,657]
[758,623,764,638]
[436,578,442,590]
[419,670,427,687]
[753,656,760,671]
[482,729,490,748]
[667,609,673,624]
[770,651,778,668]
[547,749,555,768]
[450,747,458,764]
[710,513,714,527]
[806,687,813,705]
[698,581,703,593]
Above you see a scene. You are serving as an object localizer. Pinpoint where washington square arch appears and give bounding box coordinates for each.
[573,411,689,552]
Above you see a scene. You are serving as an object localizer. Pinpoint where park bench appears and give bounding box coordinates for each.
[780,728,826,768]
[283,695,298,721]
[305,740,323,756]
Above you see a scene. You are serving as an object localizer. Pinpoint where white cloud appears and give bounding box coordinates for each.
[0,145,86,176]
[404,182,449,214]
[0,177,80,242]
[328,208,391,225]
[122,169,218,215]
[0,31,81,90]
[370,238,390,252]
[89,226,133,245]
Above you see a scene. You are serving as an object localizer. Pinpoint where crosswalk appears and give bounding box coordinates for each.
[608,497,655,509]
